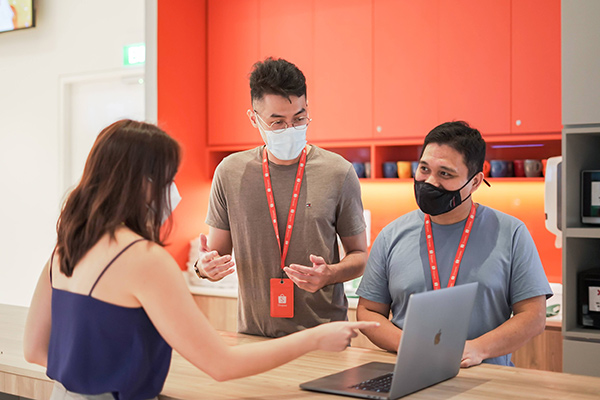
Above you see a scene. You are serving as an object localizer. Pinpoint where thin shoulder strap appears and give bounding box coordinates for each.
[49,247,57,287]
[88,239,147,296]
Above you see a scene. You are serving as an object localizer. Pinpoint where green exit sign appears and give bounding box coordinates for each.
[123,43,146,66]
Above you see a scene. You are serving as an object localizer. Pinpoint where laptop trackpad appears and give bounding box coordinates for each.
[300,362,395,396]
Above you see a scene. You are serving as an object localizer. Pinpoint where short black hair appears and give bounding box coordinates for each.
[249,57,307,103]
[419,121,486,177]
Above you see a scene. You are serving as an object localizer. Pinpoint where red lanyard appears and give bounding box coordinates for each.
[424,202,477,290]
[262,147,307,270]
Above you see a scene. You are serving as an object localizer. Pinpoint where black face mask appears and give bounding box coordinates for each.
[414,175,475,216]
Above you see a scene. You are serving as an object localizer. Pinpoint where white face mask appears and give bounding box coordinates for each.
[162,182,181,224]
[258,124,308,161]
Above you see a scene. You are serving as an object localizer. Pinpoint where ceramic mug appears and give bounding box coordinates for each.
[513,159,526,177]
[351,162,366,179]
[383,161,398,178]
[364,161,371,178]
[524,159,543,177]
[506,161,514,177]
[411,161,420,178]
[397,161,412,179]
[490,160,513,178]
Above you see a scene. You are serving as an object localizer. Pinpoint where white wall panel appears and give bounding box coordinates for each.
[0,0,145,306]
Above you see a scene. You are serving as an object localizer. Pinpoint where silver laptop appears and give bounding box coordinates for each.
[300,282,478,400]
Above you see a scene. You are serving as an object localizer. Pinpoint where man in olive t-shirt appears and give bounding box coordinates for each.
[195,57,367,337]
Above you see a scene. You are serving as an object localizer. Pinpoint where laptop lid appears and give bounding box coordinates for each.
[299,282,478,400]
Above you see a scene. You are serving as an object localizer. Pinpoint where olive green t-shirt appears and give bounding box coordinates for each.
[206,145,366,337]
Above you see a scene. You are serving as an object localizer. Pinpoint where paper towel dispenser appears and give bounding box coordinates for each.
[544,156,562,248]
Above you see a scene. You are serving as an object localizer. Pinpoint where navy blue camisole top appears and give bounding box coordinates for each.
[46,239,172,400]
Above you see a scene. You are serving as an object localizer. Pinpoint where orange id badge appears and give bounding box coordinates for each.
[270,278,294,318]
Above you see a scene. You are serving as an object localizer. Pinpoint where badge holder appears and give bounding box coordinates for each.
[270,278,294,318]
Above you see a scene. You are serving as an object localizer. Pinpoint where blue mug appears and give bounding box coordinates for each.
[383,162,398,178]
[411,161,420,178]
[351,162,366,179]
[490,160,514,178]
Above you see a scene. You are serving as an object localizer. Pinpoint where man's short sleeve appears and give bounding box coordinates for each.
[335,166,366,238]
[509,223,553,305]
[356,231,392,305]
[205,162,230,231]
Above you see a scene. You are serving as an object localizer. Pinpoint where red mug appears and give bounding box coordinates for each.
[513,159,525,177]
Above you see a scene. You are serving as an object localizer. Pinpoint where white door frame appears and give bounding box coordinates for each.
[57,67,145,196]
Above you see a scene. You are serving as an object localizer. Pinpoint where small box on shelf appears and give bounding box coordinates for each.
[578,268,600,329]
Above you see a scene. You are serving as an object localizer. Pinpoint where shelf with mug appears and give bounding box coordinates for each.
[483,135,561,159]
[206,134,561,181]
[366,178,416,183]
[366,177,546,184]
[486,177,545,182]
[207,141,374,179]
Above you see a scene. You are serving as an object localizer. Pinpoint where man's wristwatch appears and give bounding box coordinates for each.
[193,259,209,279]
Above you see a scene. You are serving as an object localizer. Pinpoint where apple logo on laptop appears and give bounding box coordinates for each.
[434,329,442,345]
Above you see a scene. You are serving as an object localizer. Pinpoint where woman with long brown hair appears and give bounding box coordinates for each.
[23,120,376,400]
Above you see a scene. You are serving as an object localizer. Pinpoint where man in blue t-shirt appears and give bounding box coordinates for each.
[356,121,552,367]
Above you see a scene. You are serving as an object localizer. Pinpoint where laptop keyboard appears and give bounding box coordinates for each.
[349,372,393,393]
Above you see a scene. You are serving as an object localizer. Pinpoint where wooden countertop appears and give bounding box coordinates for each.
[2,304,596,400]
[187,282,360,309]
[187,283,564,326]
[187,277,565,325]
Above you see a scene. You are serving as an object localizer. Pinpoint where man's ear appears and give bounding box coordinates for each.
[247,109,258,128]
[470,171,485,193]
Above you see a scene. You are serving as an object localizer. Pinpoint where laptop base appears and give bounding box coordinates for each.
[300,362,394,400]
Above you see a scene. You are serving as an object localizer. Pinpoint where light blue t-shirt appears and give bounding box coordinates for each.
[357,205,552,366]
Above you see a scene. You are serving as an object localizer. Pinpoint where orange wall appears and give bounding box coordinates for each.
[158,0,212,268]
[157,1,562,283]
[361,180,561,283]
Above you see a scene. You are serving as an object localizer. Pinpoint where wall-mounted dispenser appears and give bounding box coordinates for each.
[544,156,562,248]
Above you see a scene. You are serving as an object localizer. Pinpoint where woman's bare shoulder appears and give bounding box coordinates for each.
[114,230,179,272]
